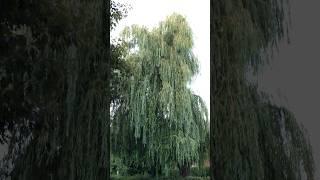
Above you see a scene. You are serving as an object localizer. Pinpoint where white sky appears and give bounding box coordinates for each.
[111,0,210,118]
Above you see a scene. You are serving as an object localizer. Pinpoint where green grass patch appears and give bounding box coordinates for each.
[111,175,209,180]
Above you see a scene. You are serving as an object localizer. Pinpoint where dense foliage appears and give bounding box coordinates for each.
[1,0,113,179]
[111,14,209,177]
[211,0,314,180]
[2,0,314,179]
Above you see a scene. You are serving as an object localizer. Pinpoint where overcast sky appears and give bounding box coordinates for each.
[258,0,320,178]
[111,0,210,118]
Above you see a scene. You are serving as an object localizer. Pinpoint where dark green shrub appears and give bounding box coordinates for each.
[111,155,128,176]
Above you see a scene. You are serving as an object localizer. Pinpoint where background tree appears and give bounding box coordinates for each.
[211,0,314,180]
[112,13,209,177]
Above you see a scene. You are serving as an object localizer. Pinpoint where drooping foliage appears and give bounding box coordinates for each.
[111,0,130,30]
[1,0,111,179]
[112,13,209,176]
[110,0,131,108]
[257,102,314,180]
[211,0,314,179]
[110,3,139,176]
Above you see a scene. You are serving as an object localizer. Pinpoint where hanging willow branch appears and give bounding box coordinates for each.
[112,13,209,175]
[0,0,110,179]
[211,0,314,179]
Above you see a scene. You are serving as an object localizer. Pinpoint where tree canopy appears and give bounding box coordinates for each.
[0,0,116,179]
[112,13,209,176]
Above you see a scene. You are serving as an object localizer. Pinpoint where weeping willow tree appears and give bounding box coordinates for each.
[211,0,314,180]
[1,0,110,179]
[112,13,209,177]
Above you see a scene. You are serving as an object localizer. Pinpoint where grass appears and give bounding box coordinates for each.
[111,175,210,180]
[111,166,210,179]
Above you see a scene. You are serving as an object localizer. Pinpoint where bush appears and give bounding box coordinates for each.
[111,155,128,176]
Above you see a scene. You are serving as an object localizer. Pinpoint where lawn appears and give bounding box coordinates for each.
[111,175,210,180]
